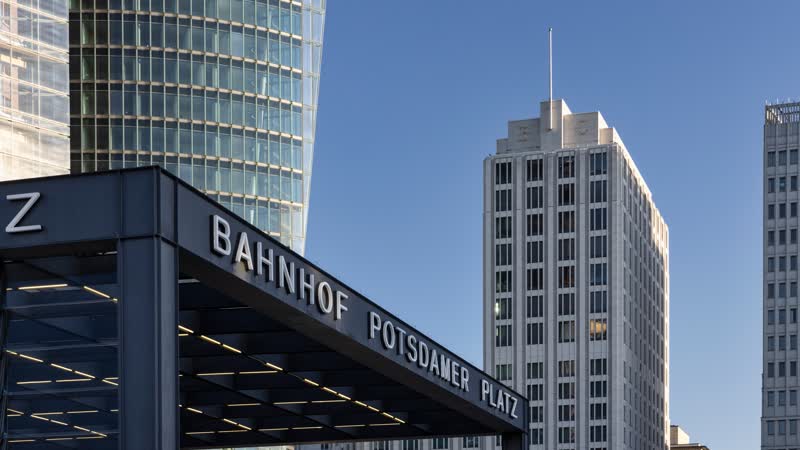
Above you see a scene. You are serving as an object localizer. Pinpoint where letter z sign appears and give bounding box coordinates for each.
[6,192,42,234]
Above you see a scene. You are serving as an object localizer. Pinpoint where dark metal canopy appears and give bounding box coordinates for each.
[0,168,526,450]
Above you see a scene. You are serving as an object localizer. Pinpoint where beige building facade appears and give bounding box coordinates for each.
[482,99,670,450]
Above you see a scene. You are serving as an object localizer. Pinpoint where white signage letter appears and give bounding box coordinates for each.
[211,215,231,256]
[481,379,490,401]
[406,334,418,362]
[369,312,381,339]
[233,232,254,270]
[317,281,334,314]
[278,256,296,294]
[335,290,348,320]
[6,192,42,233]
[299,268,315,304]
[381,320,396,350]
[418,342,430,368]
[256,242,274,281]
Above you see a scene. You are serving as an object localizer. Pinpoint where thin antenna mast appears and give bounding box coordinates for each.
[548,27,553,130]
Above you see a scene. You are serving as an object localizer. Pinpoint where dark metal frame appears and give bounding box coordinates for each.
[0,167,527,450]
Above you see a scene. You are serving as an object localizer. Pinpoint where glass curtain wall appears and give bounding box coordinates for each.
[0,0,70,180]
[68,0,324,254]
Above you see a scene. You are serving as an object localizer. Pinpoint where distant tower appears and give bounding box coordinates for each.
[762,101,800,448]
[482,98,670,449]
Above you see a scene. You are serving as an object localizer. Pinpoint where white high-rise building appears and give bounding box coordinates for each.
[762,102,800,449]
[483,99,670,450]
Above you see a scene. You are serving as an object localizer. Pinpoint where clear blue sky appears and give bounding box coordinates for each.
[305,1,796,449]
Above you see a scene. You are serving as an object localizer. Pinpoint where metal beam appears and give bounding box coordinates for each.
[118,237,178,450]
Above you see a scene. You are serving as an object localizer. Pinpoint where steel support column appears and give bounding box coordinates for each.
[0,265,8,450]
[118,236,179,450]
[502,432,528,450]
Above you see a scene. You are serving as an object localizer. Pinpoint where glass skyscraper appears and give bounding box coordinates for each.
[0,0,70,180]
[69,0,324,254]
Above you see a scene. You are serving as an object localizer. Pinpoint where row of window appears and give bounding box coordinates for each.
[72,0,303,36]
[495,324,512,347]
[558,382,575,399]
[590,152,608,176]
[767,175,799,193]
[766,282,799,299]
[558,184,575,205]
[505,291,606,319]
[591,290,608,314]
[0,76,69,125]
[554,181,608,206]
[766,389,799,407]
[767,256,800,273]
[76,153,303,202]
[495,363,512,381]
[527,214,543,236]
[0,45,68,93]
[766,149,800,167]
[75,54,303,102]
[74,85,303,135]
[767,202,800,220]
[590,403,607,420]
[766,334,798,352]
[558,210,574,233]
[558,155,575,178]
[495,266,612,296]
[590,180,608,203]
[517,151,608,184]
[523,402,610,429]
[495,243,511,266]
[527,159,543,182]
[550,319,607,343]
[768,308,799,325]
[531,405,543,423]
[495,189,512,212]
[591,358,608,375]
[496,216,511,238]
[559,426,575,444]
[527,240,543,264]
[527,268,543,290]
[767,228,800,247]
[558,360,575,377]
[528,295,543,318]
[558,403,575,421]
[428,437,479,450]
[527,186,543,209]
[527,362,542,379]
[495,161,511,184]
[527,383,543,402]
[2,4,67,50]
[75,18,303,69]
[765,419,799,436]
[74,118,303,164]
[558,238,575,261]
[496,208,608,240]
[766,360,798,377]
[558,293,575,316]
[494,297,511,320]
[530,428,544,445]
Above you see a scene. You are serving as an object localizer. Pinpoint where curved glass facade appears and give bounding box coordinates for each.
[69,0,324,253]
[0,0,70,180]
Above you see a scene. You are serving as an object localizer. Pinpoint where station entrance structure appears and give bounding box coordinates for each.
[0,168,527,450]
